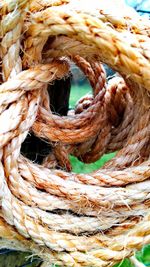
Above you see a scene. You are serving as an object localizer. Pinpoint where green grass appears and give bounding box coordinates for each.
[113,245,150,267]
[70,153,115,173]
[113,259,134,267]
[136,245,150,266]
[69,83,92,108]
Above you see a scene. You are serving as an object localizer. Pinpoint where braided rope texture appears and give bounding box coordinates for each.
[0,0,150,266]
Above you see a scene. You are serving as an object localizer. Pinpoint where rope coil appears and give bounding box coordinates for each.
[0,0,150,266]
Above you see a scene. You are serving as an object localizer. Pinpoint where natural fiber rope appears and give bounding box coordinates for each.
[0,0,150,266]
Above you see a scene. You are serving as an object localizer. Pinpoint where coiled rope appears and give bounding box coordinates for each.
[0,0,150,266]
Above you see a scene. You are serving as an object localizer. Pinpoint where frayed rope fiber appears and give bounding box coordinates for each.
[0,0,150,266]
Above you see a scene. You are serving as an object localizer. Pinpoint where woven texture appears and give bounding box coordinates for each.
[0,0,150,266]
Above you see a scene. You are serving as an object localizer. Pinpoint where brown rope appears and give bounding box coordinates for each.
[0,0,150,266]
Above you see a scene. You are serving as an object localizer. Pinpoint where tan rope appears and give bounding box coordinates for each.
[0,0,150,266]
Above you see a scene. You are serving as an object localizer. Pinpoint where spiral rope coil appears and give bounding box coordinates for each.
[0,0,150,266]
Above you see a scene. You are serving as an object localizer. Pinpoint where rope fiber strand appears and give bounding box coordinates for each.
[0,0,150,266]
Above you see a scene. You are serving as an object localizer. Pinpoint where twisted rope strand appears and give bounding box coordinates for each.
[0,1,150,266]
